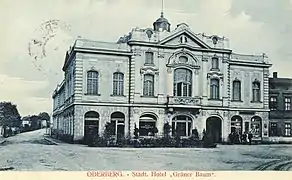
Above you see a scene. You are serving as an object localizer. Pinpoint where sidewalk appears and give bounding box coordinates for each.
[0,137,6,144]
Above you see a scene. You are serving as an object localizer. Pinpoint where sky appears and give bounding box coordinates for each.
[0,0,291,116]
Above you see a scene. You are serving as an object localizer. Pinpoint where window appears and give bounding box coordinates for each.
[269,96,278,110]
[113,72,124,96]
[110,112,125,138]
[210,79,219,99]
[285,123,291,136]
[172,116,192,137]
[252,81,261,102]
[284,97,291,111]
[145,52,154,65]
[87,71,99,95]
[231,116,243,134]
[178,56,188,63]
[143,74,154,96]
[139,114,157,136]
[269,122,278,137]
[232,80,241,101]
[211,57,219,69]
[173,68,192,97]
[251,116,262,137]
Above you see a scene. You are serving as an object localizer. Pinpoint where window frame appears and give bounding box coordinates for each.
[112,72,124,96]
[143,74,155,96]
[210,78,220,100]
[173,68,192,97]
[145,51,154,65]
[284,97,291,111]
[232,80,241,101]
[86,70,99,95]
[252,81,261,102]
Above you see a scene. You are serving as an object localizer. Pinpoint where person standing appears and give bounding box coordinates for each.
[248,131,253,145]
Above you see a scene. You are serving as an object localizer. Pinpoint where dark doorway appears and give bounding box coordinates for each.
[84,111,99,141]
[206,117,222,143]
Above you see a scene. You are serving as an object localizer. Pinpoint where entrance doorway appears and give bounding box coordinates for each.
[84,111,99,142]
[206,116,222,143]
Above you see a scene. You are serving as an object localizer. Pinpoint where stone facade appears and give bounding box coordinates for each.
[268,72,292,142]
[52,14,272,143]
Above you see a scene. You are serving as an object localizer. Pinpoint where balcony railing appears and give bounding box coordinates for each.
[168,96,202,106]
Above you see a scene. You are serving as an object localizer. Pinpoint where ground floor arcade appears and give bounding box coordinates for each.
[52,105,269,143]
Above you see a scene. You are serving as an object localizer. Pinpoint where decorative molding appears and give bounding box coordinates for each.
[133,50,142,56]
[166,49,200,69]
[140,66,159,75]
[172,97,201,105]
[194,69,199,75]
[207,72,224,80]
[133,109,140,114]
[159,109,165,114]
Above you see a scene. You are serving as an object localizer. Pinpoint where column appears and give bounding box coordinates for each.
[166,68,172,96]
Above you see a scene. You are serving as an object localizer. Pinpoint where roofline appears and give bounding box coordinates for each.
[127,40,232,53]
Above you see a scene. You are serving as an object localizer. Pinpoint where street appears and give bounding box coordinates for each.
[0,129,292,171]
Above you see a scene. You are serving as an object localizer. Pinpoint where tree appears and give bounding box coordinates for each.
[0,102,21,126]
[38,112,50,128]
[30,115,41,130]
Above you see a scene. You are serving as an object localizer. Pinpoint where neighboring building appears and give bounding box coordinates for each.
[269,72,292,142]
[52,12,272,143]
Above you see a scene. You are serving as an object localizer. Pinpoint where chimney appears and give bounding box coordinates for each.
[273,72,278,78]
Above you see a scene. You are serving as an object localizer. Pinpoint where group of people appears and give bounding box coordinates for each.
[228,131,254,145]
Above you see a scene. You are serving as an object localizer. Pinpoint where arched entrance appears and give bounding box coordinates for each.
[172,115,192,137]
[206,116,222,143]
[231,115,243,134]
[110,112,125,140]
[84,111,99,140]
[251,116,262,138]
[139,114,157,136]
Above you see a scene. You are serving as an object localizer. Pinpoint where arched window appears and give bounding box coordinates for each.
[252,81,261,102]
[139,114,157,136]
[211,57,219,69]
[232,80,241,101]
[84,111,99,138]
[143,74,154,96]
[113,72,124,96]
[210,79,219,99]
[110,112,125,138]
[251,116,262,137]
[172,115,192,137]
[87,71,99,95]
[173,68,192,97]
[145,52,154,65]
[231,116,243,134]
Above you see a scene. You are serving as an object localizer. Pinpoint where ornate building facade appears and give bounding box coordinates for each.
[52,13,272,143]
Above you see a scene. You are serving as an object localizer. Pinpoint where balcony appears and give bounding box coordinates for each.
[168,96,202,106]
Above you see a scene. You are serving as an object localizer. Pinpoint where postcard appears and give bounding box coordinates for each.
[0,0,292,180]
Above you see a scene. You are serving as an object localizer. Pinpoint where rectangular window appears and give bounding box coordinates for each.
[284,97,291,111]
[145,52,154,65]
[211,57,219,69]
[285,123,291,136]
[269,96,278,110]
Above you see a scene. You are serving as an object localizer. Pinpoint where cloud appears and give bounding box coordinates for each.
[0,0,291,115]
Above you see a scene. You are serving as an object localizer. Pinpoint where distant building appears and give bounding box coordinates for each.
[52,12,272,143]
[269,72,292,142]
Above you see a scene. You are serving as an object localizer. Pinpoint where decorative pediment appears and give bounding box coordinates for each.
[207,71,224,80]
[159,29,211,49]
[140,66,159,75]
[166,49,200,69]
